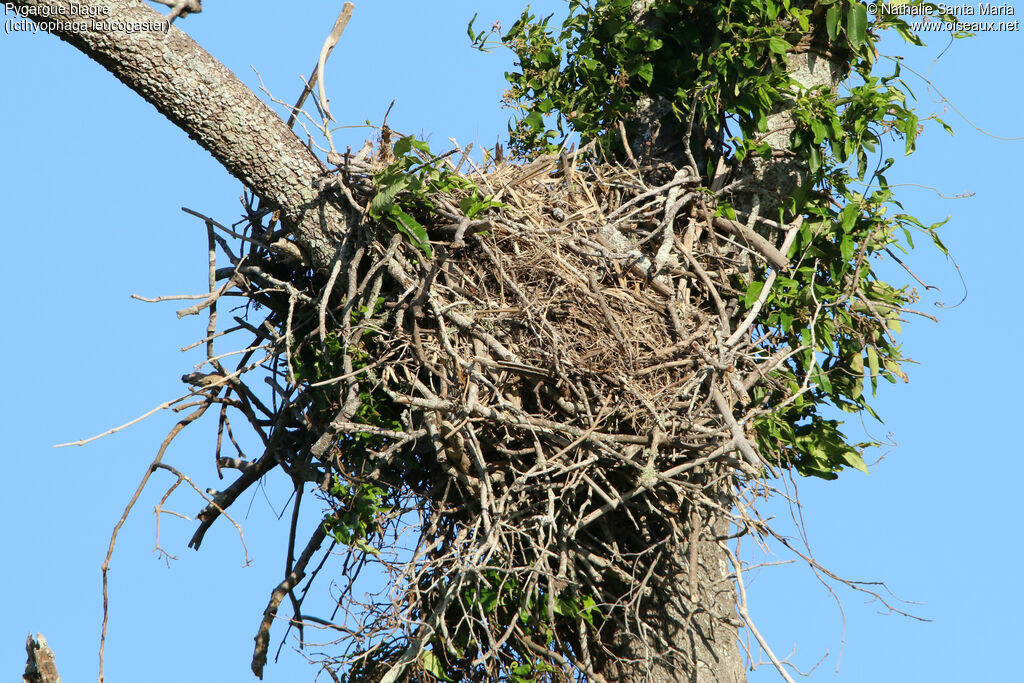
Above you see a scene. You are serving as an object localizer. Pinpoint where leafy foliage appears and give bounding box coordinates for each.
[369,135,503,258]
[324,479,387,555]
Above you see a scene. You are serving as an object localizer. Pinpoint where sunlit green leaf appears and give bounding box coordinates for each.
[848,3,868,48]
[745,280,766,308]
[769,37,790,54]
[386,206,433,258]
[369,176,410,214]
[841,449,869,473]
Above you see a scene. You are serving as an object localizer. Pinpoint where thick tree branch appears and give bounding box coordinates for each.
[8,0,348,269]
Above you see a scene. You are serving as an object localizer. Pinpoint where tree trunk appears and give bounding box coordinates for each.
[590,508,746,683]
[582,4,847,682]
[575,3,752,680]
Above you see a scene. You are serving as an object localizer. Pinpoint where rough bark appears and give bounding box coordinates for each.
[590,507,746,683]
[7,0,348,271]
[23,634,61,683]
[735,48,844,218]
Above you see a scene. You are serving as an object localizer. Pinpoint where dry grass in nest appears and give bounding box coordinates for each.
[360,148,766,458]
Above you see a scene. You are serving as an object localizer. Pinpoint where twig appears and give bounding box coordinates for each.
[99,399,214,682]
[54,396,190,448]
[287,3,355,133]
[722,544,796,683]
[252,525,328,679]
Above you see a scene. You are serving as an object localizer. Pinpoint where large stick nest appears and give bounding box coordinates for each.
[186,143,794,680]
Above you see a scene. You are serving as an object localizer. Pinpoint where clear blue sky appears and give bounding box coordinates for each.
[1,2,1021,681]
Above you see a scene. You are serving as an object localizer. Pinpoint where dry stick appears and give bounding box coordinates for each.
[679,243,732,335]
[151,463,250,563]
[588,272,630,355]
[315,3,356,156]
[741,345,805,393]
[188,451,281,549]
[152,473,186,562]
[217,457,260,473]
[54,395,190,448]
[617,118,638,168]
[180,324,243,352]
[177,286,232,321]
[252,524,328,679]
[98,400,214,683]
[722,543,796,683]
[602,167,696,222]
[181,207,281,255]
[149,0,201,26]
[725,217,802,348]
[855,288,900,345]
[318,253,345,342]
[284,485,306,646]
[712,216,789,270]
[131,292,209,302]
[285,3,355,132]
[594,224,674,298]
[710,385,776,475]
[204,219,223,367]
[377,574,461,683]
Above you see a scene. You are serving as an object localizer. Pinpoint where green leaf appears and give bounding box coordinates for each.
[636,62,654,85]
[840,233,854,261]
[808,145,822,173]
[369,176,410,214]
[796,8,810,32]
[866,345,880,385]
[420,651,453,682]
[903,112,919,154]
[826,4,840,40]
[393,136,414,157]
[524,111,545,131]
[386,206,433,258]
[839,202,859,232]
[847,3,868,48]
[812,364,833,394]
[354,538,381,555]
[929,224,950,256]
[580,595,597,625]
[810,119,828,145]
[884,358,909,382]
[744,280,765,308]
[841,449,869,473]
[769,37,790,55]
